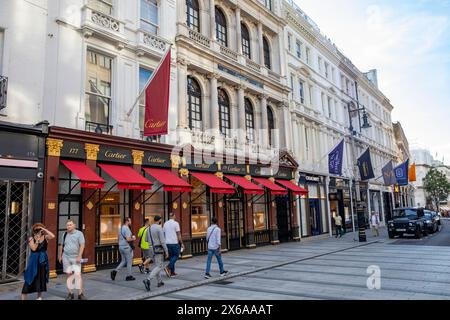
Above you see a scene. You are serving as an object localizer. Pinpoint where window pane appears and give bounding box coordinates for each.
[190,177,210,237]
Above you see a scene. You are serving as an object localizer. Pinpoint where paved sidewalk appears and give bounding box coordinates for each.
[0,231,380,300]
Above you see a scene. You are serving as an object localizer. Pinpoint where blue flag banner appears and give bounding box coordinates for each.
[395,159,409,186]
[329,139,345,176]
[382,161,397,186]
[357,148,375,181]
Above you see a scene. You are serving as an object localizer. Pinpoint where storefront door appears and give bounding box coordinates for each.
[276,195,291,243]
[0,180,31,283]
[309,199,321,236]
[226,199,243,251]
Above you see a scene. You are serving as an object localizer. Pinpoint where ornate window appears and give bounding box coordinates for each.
[218,89,231,137]
[85,50,112,134]
[267,106,275,146]
[263,37,271,69]
[245,99,255,144]
[241,23,251,59]
[215,7,228,47]
[187,77,202,131]
[140,0,159,34]
[186,0,200,32]
[264,0,273,11]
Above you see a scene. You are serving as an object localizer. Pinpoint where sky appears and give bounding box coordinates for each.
[294,0,450,164]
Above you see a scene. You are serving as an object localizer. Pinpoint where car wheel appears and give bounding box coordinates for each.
[415,227,422,239]
[388,232,395,239]
[423,227,428,236]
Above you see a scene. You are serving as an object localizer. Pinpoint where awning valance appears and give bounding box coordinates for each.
[253,177,288,195]
[98,164,153,190]
[191,172,235,194]
[276,180,308,196]
[61,160,105,189]
[225,175,264,195]
[143,168,192,193]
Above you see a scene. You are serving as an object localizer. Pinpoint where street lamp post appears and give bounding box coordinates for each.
[347,100,371,242]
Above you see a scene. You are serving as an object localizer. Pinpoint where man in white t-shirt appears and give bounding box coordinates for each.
[163,212,184,277]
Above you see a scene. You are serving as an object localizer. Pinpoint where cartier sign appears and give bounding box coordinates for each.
[143,151,171,168]
[98,146,132,164]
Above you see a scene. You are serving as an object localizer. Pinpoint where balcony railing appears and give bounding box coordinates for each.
[220,45,238,61]
[191,130,216,146]
[139,31,170,55]
[188,29,211,48]
[81,6,125,41]
[246,58,261,72]
[0,76,7,111]
[86,121,113,135]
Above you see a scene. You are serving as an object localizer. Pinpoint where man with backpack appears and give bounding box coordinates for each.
[143,216,168,292]
[58,220,86,300]
[138,219,151,274]
[204,217,228,279]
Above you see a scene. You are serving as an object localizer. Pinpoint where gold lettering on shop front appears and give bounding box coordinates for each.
[104,150,127,160]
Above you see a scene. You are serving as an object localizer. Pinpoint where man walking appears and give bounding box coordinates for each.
[143,216,168,292]
[204,217,228,279]
[333,214,343,238]
[371,211,380,237]
[138,218,151,274]
[163,213,184,277]
[58,220,86,300]
[111,217,136,281]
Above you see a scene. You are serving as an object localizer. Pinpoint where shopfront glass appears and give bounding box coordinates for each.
[58,165,82,248]
[97,173,129,245]
[253,195,268,231]
[142,180,167,224]
[320,185,328,234]
[190,176,211,238]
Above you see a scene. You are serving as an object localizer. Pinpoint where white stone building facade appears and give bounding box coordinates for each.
[1,0,402,238]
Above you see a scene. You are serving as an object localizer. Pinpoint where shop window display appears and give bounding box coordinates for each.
[97,173,129,245]
[142,179,167,224]
[190,176,210,237]
[253,201,267,231]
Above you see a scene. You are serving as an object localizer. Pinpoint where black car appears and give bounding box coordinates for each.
[423,210,439,234]
[388,208,426,239]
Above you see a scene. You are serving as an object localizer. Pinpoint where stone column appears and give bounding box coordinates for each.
[208,73,220,134]
[44,138,63,278]
[177,0,187,24]
[235,8,242,55]
[177,58,189,129]
[258,22,264,65]
[210,0,216,40]
[259,95,269,146]
[237,85,246,144]
[291,118,299,157]
[278,28,286,77]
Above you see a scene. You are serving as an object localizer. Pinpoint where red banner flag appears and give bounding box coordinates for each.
[144,48,171,136]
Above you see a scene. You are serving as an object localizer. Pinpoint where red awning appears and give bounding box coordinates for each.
[276,180,308,196]
[98,164,153,190]
[225,175,264,195]
[143,168,192,193]
[61,160,105,189]
[253,178,288,195]
[191,172,235,194]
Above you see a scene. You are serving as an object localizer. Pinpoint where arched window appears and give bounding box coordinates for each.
[241,23,251,59]
[187,77,202,131]
[263,37,271,69]
[186,0,200,32]
[218,89,231,137]
[267,106,275,146]
[245,99,255,144]
[215,7,228,47]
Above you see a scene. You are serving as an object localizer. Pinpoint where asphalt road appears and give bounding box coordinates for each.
[390,218,450,246]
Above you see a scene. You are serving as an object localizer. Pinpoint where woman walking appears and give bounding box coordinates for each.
[21,223,55,300]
